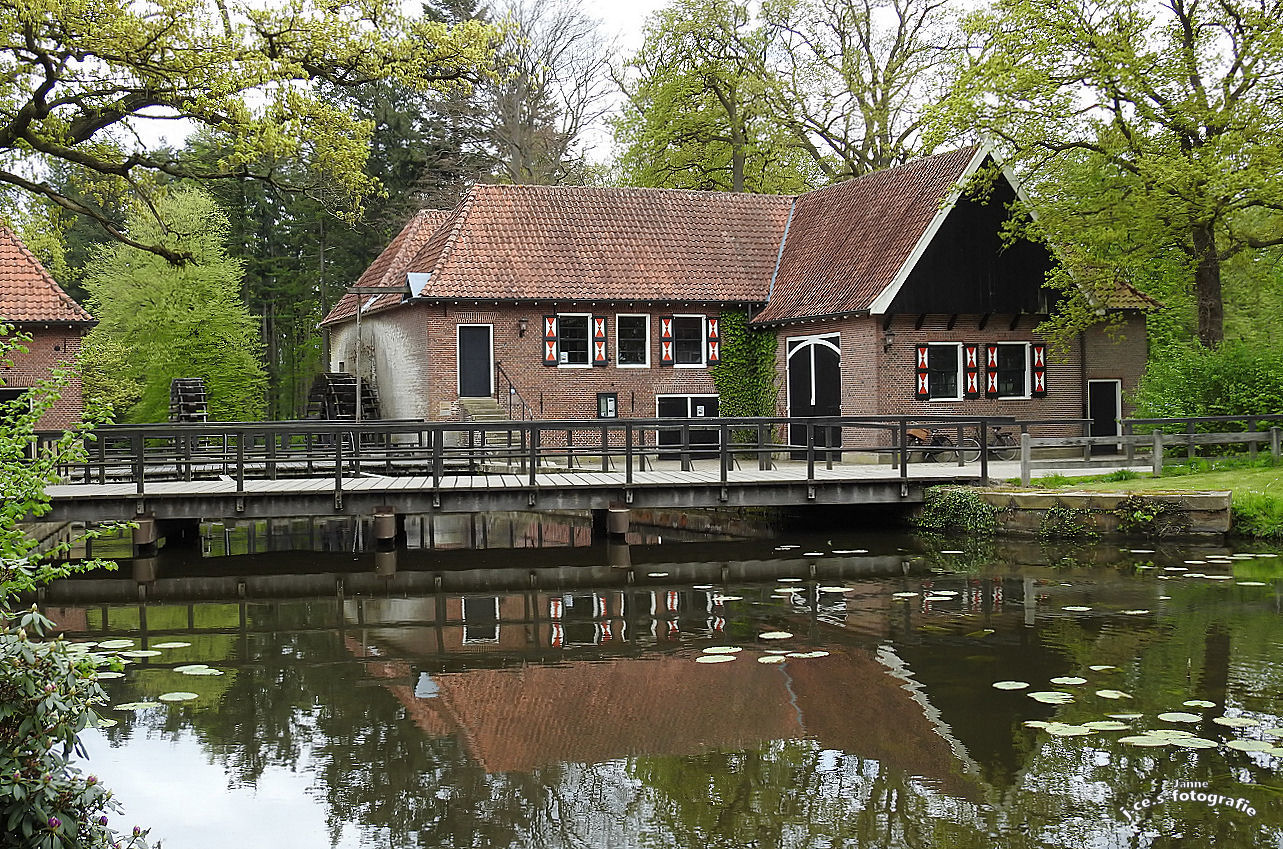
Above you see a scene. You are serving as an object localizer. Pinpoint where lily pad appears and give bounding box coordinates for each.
[715,595,744,602]
[1062,606,1092,612]
[1237,581,1267,587]
[1109,713,1145,720]
[779,577,804,583]
[95,671,124,680]
[1084,720,1131,731]
[702,646,742,654]
[693,584,714,590]
[98,640,135,650]
[1169,737,1218,749]
[1226,739,1274,752]
[695,655,735,664]
[773,588,802,595]
[1121,609,1151,615]
[802,551,826,557]
[1097,689,1133,700]
[1050,676,1087,685]
[1148,729,1196,738]
[818,586,851,593]
[157,691,199,702]
[757,655,787,664]
[1023,720,1050,728]
[1213,716,1260,728]
[113,701,161,711]
[759,631,793,640]
[647,572,669,578]
[1157,712,1202,723]
[939,550,964,554]
[120,649,162,658]
[1089,665,1118,672]
[173,664,211,674]
[992,680,1030,690]
[1119,735,1170,747]
[925,595,953,602]
[1204,575,1233,581]
[787,650,830,659]
[892,592,919,599]
[1261,727,1283,738]
[966,629,995,638]
[765,649,791,655]
[1045,723,1094,736]
[1183,699,1217,708]
[1028,691,1075,704]
[92,717,118,729]
[1129,549,1155,554]
[183,668,223,676]
[151,642,191,649]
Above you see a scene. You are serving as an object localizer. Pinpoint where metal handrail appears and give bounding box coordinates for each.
[493,361,534,420]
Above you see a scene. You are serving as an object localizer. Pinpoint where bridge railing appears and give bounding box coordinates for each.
[39,414,1022,496]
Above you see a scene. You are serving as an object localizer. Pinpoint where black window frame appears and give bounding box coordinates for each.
[616,314,649,367]
[927,343,961,400]
[672,315,705,366]
[996,343,1029,398]
[556,314,590,366]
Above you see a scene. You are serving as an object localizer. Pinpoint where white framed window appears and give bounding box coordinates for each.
[673,314,705,367]
[996,342,1031,399]
[616,314,649,367]
[556,313,591,367]
[927,342,962,400]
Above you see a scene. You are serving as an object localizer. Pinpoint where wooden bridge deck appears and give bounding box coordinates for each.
[44,459,1002,521]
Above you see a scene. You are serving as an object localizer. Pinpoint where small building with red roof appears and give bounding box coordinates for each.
[0,225,95,429]
[321,146,1149,441]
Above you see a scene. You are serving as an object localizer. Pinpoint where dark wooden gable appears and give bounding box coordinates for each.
[885,168,1056,316]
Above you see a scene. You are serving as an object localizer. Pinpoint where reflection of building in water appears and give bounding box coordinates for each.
[353,637,984,802]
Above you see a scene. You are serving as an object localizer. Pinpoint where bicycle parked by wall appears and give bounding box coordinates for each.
[905,427,980,463]
[987,425,1019,461]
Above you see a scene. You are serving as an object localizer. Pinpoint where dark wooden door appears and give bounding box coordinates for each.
[1088,380,1120,455]
[458,326,492,397]
[788,338,842,456]
[657,395,719,457]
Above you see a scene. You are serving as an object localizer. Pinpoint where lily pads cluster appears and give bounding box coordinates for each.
[695,633,831,665]
[72,637,221,712]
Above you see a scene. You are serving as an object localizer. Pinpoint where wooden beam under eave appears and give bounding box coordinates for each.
[1009,313,1021,331]
[946,314,958,331]
[914,314,927,330]
[978,313,991,331]
[881,314,895,331]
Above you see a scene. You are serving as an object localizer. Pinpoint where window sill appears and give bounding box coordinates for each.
[617,363,650,370]
[557,364,592,369]
[674,363,706,369]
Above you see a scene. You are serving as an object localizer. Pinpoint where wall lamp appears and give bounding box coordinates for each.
[518,317,529,338]
[882,329,896,352]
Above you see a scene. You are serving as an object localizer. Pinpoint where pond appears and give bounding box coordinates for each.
[42,529,1283,848]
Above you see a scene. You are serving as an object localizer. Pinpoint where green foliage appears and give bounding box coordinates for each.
[1111,496,1189,539]
[934,0,1283,347]
[615,0,818,193]
[1102,469,1138,482]
[709,311,777,420]
[1230,493,1283,540]
[0,0,499,262]
[83,188,268,423]
[1130,342,1283,421]
[1038,506,1097,541]
[913,487,998,534]
[0,330,149,849]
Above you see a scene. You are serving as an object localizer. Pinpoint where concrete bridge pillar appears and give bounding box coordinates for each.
[373,506,397,551]
[591,507,630,543]
[131,513,158,557]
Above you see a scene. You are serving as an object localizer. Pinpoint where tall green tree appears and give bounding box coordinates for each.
[0,0,498,261]
[616,0,818,193]
[935,0,1283,347]
[83,189,268,423]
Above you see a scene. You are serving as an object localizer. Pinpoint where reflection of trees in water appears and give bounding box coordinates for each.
[151,595,1283,848]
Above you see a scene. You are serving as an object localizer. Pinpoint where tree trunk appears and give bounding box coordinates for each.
[1192,222,1223,347]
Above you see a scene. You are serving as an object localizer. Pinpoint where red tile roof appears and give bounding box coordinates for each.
[402,184,792,304]
[0,225,94,325]
[751,146,981,325]
[321,209,453,325]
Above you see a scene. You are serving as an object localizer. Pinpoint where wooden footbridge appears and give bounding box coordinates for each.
[38,416,1041,522]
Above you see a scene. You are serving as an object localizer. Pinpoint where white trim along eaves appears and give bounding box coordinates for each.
[867,143,992,316]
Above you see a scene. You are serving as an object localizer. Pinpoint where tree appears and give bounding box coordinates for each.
[82,188,268,423]
[481,0,617,186]
[935,0,1283,346]
[758,0,965,179]
[0,0,498,262]
[616,0,818,193]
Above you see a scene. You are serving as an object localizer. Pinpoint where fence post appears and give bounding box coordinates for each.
[680,423,692,472]
[1082,418,1092,461]
[1152,431,1164,476]
[979,420,989,481]
[1249,419,1258,461]
[625,422,634,485]
[235,430,245,494]
[1271,426,1281,461]
[432,427,443,486]
[1020,431,1031,486]
[1124,421,1135,463]
[133,432,145,495]
[1186,420,1195,461]
[720,423,729,484]
[806,422,816,483]
[956,423,964,467]
[334,430,344,498]
[898,419,908,480]
[601,425,609,473]
[758,423,770,471]
[528,426,540,487]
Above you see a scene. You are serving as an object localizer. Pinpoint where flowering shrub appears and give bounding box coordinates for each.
[0,327,152,848]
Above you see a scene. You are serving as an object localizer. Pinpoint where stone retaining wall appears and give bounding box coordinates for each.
[973,489,1232,539]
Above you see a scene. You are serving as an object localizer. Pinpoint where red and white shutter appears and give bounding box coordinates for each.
[914,346,930,399]
[542,315,558,366]
[706,316,720,364]
[592,315,608,366]
[659,316,674,366]
[985,345,1000,398]
[963,343,981,399]
[1031,343,1048,397]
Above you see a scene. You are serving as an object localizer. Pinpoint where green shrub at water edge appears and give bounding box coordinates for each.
[1132,341,1283,421]
[914,488,998,534]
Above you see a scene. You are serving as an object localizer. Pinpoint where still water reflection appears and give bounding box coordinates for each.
[44,534,1283,848]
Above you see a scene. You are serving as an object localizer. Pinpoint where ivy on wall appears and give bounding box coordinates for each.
[710,311,778,417]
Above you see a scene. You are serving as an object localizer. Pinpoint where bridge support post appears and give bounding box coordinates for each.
[606,540,631,570]
[131,513,158,557]
[373,506,397,551]
[591,507,630,542]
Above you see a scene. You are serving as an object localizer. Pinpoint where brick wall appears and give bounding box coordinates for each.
[0,327,85,430]
[333,303,722,423]
[1083,312,1148,418]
